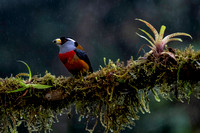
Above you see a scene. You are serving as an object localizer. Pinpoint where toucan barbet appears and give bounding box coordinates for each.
[52,37,93,75]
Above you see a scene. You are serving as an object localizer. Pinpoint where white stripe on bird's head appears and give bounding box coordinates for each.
[66,38,75,42]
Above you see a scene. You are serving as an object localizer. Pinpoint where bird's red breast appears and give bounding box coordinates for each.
[59,50,89,75]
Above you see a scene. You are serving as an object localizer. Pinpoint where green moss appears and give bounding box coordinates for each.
[0,46,200,132]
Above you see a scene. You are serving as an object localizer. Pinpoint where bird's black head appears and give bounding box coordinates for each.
[60,37,68,45]
[52,37,70,45]
[52,37,80,48]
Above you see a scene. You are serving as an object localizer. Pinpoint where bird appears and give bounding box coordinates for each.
[52,37,93,76]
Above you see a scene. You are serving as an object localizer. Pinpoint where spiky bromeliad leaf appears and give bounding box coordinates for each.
[136,32,155,48]
[6,81,28,93]
[157,25,166,43]
[7,87,27,93]
[162,32,192,45]
[138,28,155,44]
[167,38,183,43]
[30,84,52,89]
[18,60,32,81]
[7,83,52,93]
[135,18,159,40]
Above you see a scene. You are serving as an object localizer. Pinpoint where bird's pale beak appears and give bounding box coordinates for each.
[52,38,62,45]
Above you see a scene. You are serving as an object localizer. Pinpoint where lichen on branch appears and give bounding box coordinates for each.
[0,46,200,133]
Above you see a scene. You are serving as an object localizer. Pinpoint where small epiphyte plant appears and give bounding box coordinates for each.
[135,18,192,59]
[7,61,51,94]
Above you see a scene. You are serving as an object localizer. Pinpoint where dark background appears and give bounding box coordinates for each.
[1,0,200,132]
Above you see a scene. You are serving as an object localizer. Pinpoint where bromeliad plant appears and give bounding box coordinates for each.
[7,61,51,94]
[136,18,192,59]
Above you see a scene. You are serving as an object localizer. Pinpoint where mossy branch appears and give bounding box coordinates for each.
[1,46,200,133]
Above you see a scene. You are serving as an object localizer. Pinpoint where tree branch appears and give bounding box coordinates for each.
[0,46,200,133]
